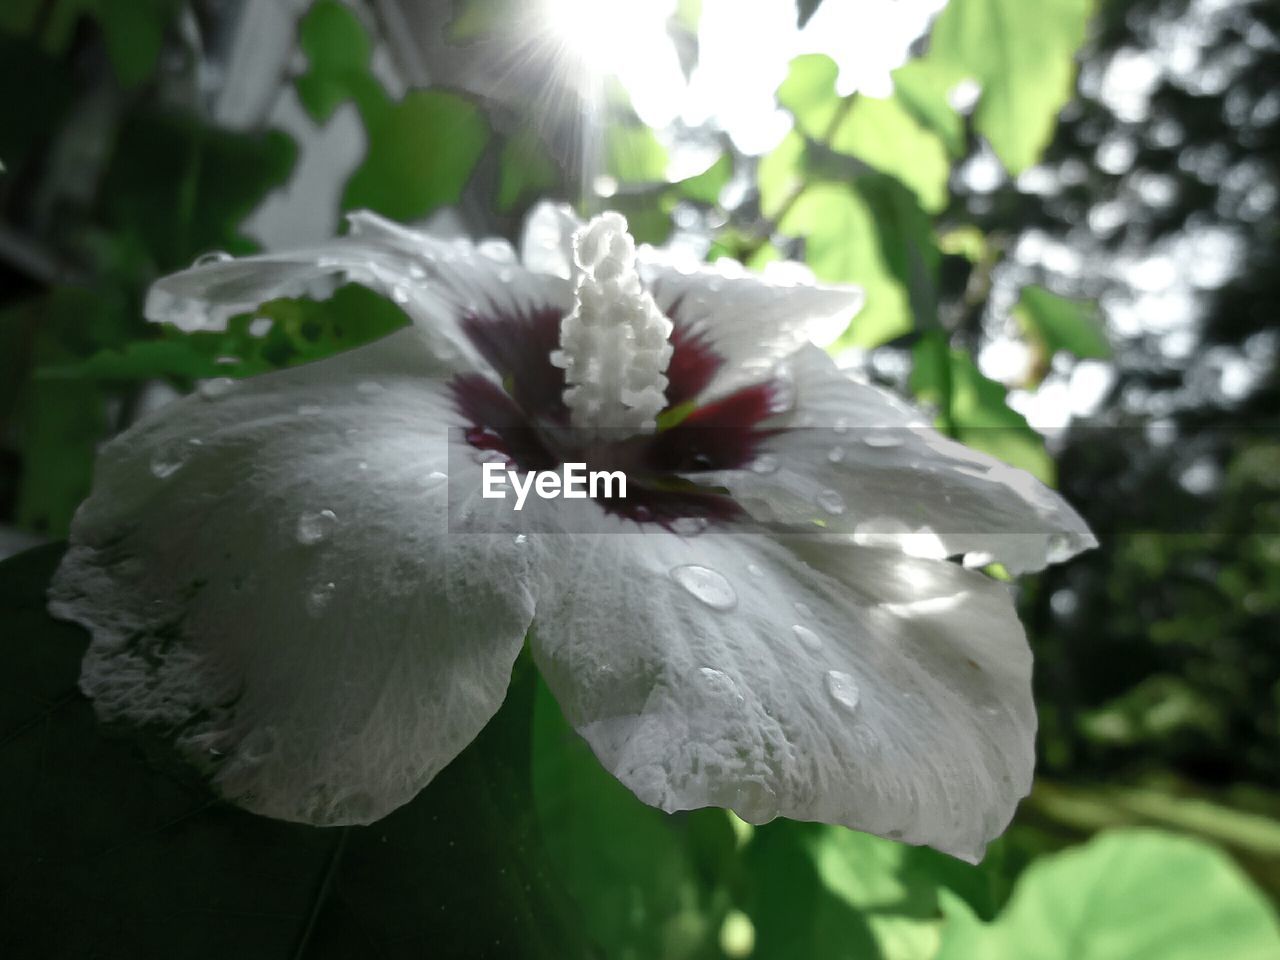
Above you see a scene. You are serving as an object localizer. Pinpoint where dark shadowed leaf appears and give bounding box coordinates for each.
[0,544,594,959]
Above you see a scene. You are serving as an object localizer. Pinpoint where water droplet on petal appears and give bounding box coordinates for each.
[192,250,232,267]
[423,470,448,489]
[305,581,337,617]
[750,454,778,474]
[670,564,737,611]
[297,404,324,416]
[864,430,904,449]
[816,489,846,515]
[391,285,411,305]
[768,367,796,414]
[825,670,861,712]
[296,509,337,545]
[197,377,235,400]
[407,263,427,281]
[357,381,384,395]
[747,563,764,578]
[834,418,849,435]
[514,533,528,545]
[149,437,202,479]
[794,600,813,618]
[827,446,846,464]
[963,551,995,569]
[793,624,822,651]
[670,516,709,537]
[697,666,744,701]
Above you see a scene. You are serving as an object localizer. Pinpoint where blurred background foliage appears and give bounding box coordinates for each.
[1,0,1279,957]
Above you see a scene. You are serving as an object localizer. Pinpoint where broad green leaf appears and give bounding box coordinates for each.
[777,54,843,138]
[782,183,915,349]
[0,544,592,959]
[832,95,951,213]
[343,90,488,220]
[498,128,560,212]
[936,830,1280,960]
[531,681,732,960]
[779,54,951,212]
[102,110,297,269]
[1015,285,1110,360]
[911,331,1054,483]
[676,153,732,205]
[606,124,670,183]
[890,55,968,159]
[294,0,374,122]
[929,0,1092,173]
[36,0,180,86]
[758,129,806,219]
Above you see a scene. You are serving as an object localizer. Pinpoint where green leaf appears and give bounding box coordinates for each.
[531,681,732,959]
[936,830,1280,960]
[498,128,560,212]
[832,96,951,214]
[778,54,951,212]
[777,54,843,138]
[294,0,374,122]
[35,0,180,86]
[757,129,806,220]
[343,90,488,220]
[606,123,670,183]
[929,0,1092,173]
[911,331,1054,483]
[675,153,732,206]
[1015,285,1110,360]
[0,544,592,958]
[783,176,939,349]
[102,110,297,270]
[890,55,968,159]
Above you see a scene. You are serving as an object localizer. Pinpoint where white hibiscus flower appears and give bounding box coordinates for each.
[49,203,1094,862]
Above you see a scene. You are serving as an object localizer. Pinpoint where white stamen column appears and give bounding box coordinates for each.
[553,213,673,438]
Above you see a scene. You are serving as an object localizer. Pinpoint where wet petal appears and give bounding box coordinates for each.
[49,328,535,826]
[526,519,1036,862]
[705,346,1096,573]
[147,210,569,348]
[639,249,864,397]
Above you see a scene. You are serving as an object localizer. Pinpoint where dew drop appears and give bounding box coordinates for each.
[391,285,411,305]
[793,624,822,651]
[827,446,846,464]
[296,509,337,546]
[514,533,528,545]
[305,581,337,617]
[297,404,324,416]
[149,437,202,479]
[356,381,384,395]
[750,454,778,474]
[816,489,846,515]
[864,430,904,449]
[794,600,814,618]
[670,564,737,611]
[825,670,861,712]
[407,263,427,281]
[833,418,849,435]
[963,551,996,569]
[197,377,235,400]
[423,470,448,488]
[670,516,709,537]
[767,367,796,414]
[746,563,765,578]
[192,250,232,267]
[697,666,744,702]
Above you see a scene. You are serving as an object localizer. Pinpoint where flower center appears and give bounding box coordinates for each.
[551,213,673,439]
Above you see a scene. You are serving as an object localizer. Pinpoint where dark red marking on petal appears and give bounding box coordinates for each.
[451,297,780,526]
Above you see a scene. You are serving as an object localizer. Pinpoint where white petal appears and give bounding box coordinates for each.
[147,210,569,345]
[705,346,1096,574]
[519,201,583,279]
[638,248,864,396]
[49,328,534,826]
[528,527,1035,862]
